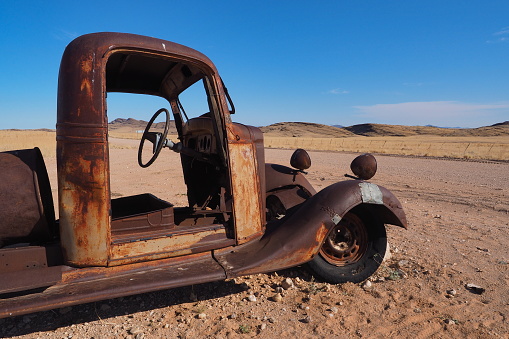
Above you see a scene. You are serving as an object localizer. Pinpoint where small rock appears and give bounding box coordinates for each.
[362,280,372,290]
[248,295,257,302]
[260,323,267,330]
[129,328,143,335]
[445,319,456,325]
[398,260,409,267]
[275,286,284,294]
[281,278,294,290]
[330,306,339,313]
[272,293,283,302]
[197,313,207,320]
[301,315,312,323]
[446,289,457,297]
[465,283,485,294]
[230,313,237,319]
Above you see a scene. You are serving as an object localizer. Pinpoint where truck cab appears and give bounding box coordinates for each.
[56,33,266,267]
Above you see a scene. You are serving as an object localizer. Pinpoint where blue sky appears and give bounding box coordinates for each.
[1,1,508,129]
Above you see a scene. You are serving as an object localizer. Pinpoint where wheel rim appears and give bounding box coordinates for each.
[319,213,368,266]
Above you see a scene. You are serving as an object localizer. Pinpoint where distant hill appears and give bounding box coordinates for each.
[108,118,509,138]
[260,122,355,138]
[109,118,177,134]
[344,122,509,137]
[491,121,509,127]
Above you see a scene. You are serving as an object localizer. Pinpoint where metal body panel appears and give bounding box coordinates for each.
[0,252,224,319]
[226,123,265,244]
[214,180,406,278]
[109,225,233,265]
[0,246,62,294]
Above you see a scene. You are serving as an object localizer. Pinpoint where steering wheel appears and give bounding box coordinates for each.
[138,108,170,168]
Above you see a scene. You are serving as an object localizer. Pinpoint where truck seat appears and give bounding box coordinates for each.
[0,148,56,247]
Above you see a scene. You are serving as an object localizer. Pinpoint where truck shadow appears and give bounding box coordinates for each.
[0,267,312,337]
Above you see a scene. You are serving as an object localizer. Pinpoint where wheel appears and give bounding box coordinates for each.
[138,108,170,168]
[308,209,387,283]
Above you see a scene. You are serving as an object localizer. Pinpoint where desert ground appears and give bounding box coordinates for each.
[1,136,508,338]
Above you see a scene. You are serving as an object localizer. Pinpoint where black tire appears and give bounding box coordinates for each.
[308,209,387,284]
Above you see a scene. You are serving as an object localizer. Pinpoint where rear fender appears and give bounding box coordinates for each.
[265,163,316,216]
[265,163,316,196]
[214,180,406,278]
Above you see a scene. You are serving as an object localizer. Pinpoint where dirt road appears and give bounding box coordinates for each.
[1,144,508,338]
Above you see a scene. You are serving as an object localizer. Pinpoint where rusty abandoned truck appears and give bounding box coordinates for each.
[0,32,407,318]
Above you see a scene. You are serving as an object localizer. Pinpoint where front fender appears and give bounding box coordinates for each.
[316,180,407,229]
[214,180,406,278]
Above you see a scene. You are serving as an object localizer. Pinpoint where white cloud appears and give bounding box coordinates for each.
[487,27,509,43]
[353,101,509,127]
[327,88,349,95]
[52,29,79,41]
[494,27,509,35]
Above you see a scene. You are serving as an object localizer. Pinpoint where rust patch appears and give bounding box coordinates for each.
[109,225,233,266]
[228,142,263,243]
[315,222,329,248]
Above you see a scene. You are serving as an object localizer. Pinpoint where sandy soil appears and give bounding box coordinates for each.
[1,139,508,338]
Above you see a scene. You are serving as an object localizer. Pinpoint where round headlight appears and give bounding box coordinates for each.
[290,148,311,171]
[350,153,377,180]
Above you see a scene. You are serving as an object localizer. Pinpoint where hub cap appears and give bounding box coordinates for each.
[319,214,368,266]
